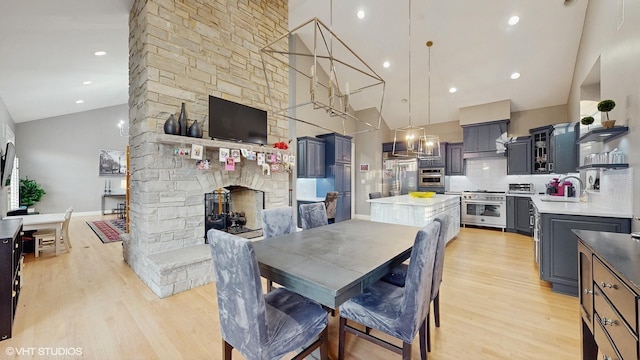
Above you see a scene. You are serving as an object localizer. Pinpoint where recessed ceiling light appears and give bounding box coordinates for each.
[357,10,365,20]
[75,100,84,104]
[510,72,521,80]
[449,87,457,93]
[508,16,520,26]
[94,51,107,56]
[82,81,92,85]
[383,61,390,68]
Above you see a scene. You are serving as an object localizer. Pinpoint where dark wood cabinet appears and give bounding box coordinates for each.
[0,219,23,341]
[445,142,464,175]
[297,137,325,178]
[507,136,532,175]
[506,196,532,235]
[575,230,640,360]
[540,213,630,295]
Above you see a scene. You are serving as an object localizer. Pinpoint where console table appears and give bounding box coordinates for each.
[102,194,126,215]
[574,229,639,360]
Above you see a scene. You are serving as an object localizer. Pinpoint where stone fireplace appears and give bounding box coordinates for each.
[125,0,289,298]
[204,186,266,240]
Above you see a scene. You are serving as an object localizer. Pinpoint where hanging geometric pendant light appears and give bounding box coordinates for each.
[418,40,441,160]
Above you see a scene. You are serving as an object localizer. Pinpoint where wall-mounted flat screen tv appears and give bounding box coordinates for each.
[209,96,268,145]
[1,142,15,188]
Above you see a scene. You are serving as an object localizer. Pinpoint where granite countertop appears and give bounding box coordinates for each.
[367,194,460,206]
[531,195,632,218]
[573,229,640,291]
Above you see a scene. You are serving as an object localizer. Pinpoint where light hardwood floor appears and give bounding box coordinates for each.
[3,216,580,359]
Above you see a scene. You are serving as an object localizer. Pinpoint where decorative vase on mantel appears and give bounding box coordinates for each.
[178,102,187,136]
[163,114,180,135]
[188,120,203,138]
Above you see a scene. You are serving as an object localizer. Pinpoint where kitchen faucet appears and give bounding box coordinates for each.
[557,175,585,197]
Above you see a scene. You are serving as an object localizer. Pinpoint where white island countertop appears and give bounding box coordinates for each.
[531,195,632,218]
[367,194,460,206]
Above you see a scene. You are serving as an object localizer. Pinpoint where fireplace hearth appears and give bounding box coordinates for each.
[205,186,265,240]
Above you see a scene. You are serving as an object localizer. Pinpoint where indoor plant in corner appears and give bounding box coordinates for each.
[20,177,46,212]
[597,99,616,128]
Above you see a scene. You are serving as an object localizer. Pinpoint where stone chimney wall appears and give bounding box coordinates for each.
[126,0,289,297]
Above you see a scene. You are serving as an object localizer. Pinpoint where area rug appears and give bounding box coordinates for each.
[87,219,126,243]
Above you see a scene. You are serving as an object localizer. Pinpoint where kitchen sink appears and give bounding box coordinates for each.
[540,197,580,203]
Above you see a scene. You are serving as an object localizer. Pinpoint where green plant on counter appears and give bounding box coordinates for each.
[20,177,46,207]
[597,99,616,121]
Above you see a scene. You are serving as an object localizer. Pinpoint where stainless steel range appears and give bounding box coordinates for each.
[461,190,507,230]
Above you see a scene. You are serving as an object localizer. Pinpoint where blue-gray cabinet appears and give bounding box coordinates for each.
[530,123,578,174]
[507,136,532,175]
[540,213,630,296]
[445,142,464,175]
[506,196,532,235]
[297,137,325,178]
[462,120,508,158]
[316,133,352,223]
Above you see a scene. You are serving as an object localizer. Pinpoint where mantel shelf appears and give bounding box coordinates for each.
[151,134,294,154]
[576,126,628,144]
[577,163,629,171]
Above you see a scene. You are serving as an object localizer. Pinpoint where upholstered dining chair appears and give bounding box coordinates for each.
[34,206,73,257]
[324,191,339,223]
[260,206,296,292]
[380,215,450,353]
[299,202,328,230]
[369,192,382,199]
[208,229,329,360]
[338,221,441,360]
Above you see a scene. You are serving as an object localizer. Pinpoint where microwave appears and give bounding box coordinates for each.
[419,168,444,187]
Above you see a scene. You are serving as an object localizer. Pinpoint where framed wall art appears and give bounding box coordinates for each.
[99,149,126,176]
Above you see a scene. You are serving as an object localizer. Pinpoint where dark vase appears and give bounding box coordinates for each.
[178,102,187,136]
[163,114,179,135]
[188,120,203,138]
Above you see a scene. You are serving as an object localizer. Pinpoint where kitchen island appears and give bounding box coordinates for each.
[368,194,460,244]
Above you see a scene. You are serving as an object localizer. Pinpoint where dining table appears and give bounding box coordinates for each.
[3,213,66,256]
[252,219,421,309]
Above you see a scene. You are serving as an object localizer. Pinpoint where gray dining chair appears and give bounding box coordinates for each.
[299,202,328,230]
[208,229,329,360]
[380,215,449,353]
[369,192,382,199]
[338,221,441,360]
[260,206,296,292]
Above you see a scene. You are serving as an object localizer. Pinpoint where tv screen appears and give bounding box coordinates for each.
[209,96,268,145]
[1,142,15,188]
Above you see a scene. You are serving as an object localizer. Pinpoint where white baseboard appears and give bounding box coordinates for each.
[353,214,371,221]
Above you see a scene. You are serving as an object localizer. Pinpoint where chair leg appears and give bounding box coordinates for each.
[223,339,232,360]
[365,326,371,335]
[427,313,431,353]
[338,317,347,360]
[267,280,273,293]
[319,327,329,360]
[434,295,440,327]
[419,319,427,360]
[402,342,412,360]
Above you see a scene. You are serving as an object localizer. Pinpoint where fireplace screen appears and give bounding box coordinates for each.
[205,186,265,241]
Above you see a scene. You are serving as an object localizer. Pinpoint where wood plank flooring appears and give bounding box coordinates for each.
[3,216,580,359]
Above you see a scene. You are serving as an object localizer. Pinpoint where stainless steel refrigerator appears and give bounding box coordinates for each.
[382,158,418,196]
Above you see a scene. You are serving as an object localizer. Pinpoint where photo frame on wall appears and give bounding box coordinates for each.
[99,149,126,176]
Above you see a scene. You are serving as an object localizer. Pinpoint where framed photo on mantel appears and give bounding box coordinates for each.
[99,149,126,176]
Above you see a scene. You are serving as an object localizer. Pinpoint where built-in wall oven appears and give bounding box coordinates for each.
[461,191,507,230]
[419,168,444,187]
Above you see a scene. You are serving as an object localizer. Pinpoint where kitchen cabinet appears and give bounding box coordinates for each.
[446,142,464,175]
[297,137,325,178]
[506,196,532,235]
[575,230,640,360]
[462,120,508,158]
[316,133,352,223]
[539,213,630,296]
[507,136,532,175]
[418,143,447,168]
[530,123,578,174]
[0,219,23,341]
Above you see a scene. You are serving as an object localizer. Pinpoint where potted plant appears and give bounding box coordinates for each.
[597,99,616,128]
[580,116,594,130]
[20,177,46,209]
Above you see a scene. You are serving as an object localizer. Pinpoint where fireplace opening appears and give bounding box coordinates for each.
[205,186,265,240]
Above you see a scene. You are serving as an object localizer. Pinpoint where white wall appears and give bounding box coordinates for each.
[15,104,128,213]
[0,97,16,216]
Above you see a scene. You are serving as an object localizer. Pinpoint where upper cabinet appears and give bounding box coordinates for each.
[445,142,464,175]
[507,136,532,175]
[418,143,447,168]
[318,133,352,163]
[297,137,325,178]
[462,120,509,159]
[530,123,578,174]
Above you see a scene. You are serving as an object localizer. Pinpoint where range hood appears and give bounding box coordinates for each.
[460,100,510,159]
